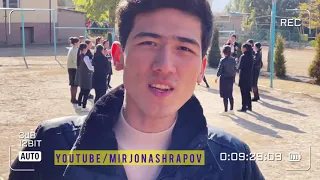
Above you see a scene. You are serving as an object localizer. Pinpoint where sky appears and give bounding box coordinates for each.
[210,0,231,13]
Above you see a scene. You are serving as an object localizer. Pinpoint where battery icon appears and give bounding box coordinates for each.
[288,152,301,162]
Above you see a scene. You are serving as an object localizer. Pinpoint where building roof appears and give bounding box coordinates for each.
[58,7,86,14]
[213,12,245,17]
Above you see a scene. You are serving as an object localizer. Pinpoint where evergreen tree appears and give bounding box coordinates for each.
[274,34,286,77]
[107,32,113,47]
[208,28,221,68]
[308,33,320,84]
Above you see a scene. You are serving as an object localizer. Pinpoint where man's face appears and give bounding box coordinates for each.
[231,36,236,43]
[122,8,206,117]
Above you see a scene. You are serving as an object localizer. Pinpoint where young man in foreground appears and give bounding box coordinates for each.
[9,0,264,179]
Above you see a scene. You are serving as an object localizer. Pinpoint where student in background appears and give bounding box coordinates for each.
[79,36,84,43]
[95,36,103,45]
[67,37,80,104]
[92,44,110,103]
[252,42,263,101]
[198,76,210,88]
[84,39,94,99]
[238,44,253,112]
[246,39,255,56]
[103,40,113,89]
[225,34,239,58]
[77,43,94,111]
[215,45,236,115]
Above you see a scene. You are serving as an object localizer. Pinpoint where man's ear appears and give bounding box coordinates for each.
[197,56,207,84]
[111,41,124,71]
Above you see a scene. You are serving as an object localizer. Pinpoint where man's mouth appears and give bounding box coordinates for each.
[148,84,174,92]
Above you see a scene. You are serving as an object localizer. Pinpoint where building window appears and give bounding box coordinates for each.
[3,0,19,8]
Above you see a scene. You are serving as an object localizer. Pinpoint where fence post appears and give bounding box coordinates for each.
[84,28,87,39]
[53,9,57,60]
[21,10,28,69]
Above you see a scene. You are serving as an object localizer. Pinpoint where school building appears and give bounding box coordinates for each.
[213,12,246,44]
[0,0,86,45]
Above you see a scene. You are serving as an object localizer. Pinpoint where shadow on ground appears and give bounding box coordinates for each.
[229,115,283,138]
[247,111,305,134]
[72,99,95,116]
[259,93,293,104]
[259,100,307,117]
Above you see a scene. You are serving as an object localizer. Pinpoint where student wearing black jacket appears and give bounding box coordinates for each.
[246,39,255,56]
[215,45,236,115]
[238,44,254,112]
[92,44,110,103]
[252,42,263,101]
[103,40,113,89]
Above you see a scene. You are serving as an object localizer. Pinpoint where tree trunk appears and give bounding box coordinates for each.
[267,46,271,72]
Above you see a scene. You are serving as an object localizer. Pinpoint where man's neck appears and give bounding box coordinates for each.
[122,99,177,133]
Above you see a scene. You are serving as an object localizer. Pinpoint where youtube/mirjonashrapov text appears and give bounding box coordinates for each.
[54,150,205,165]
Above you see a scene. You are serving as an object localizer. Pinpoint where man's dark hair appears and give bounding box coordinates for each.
[254,42,262,49]
[69,37,79,44]
[242,43,251,51]
[79,43,87,51]
[222,45,231,57]
[85,39,91,45]
[247,39,254,45]
[94,44,104,56]
[231,34,237,39]
[117,0,213,57]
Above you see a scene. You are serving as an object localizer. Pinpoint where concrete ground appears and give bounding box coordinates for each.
[0,56,319,179]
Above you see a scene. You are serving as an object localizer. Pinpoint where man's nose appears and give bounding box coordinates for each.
[151,46,177,74]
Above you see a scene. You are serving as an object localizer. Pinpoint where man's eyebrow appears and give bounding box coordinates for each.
[133,32,200,47]
[134,32,162,39]
[175,36,200,47]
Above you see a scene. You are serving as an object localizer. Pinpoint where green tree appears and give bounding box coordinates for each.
[73,0,120,25]
[299,0,320,34]
[274,34,286,77]
[308,33,320,84]
[208,28,222,68]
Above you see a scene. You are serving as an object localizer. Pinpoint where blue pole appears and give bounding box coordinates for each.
[52,9,63,68]
[84,28,87,39]
[21,10,28,68]
[269,0,277,88]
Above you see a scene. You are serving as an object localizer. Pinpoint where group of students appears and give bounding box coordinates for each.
[67,36,113,111]
[215,34,263,115]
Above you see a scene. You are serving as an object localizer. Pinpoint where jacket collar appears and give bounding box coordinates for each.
[73,84,208,151]
[67,84,209,177]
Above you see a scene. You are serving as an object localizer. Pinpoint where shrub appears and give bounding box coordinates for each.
[310,40,318,48]
[207,27,221,68]
[274,34,286,77]
[308,34,320,84]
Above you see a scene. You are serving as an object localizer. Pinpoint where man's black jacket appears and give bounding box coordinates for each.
[9,85,264,180]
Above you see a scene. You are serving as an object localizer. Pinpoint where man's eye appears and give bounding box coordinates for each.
[178,46,193,53]
[139,41,157,46]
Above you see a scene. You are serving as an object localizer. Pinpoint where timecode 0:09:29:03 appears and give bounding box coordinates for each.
[220,152,283,161]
